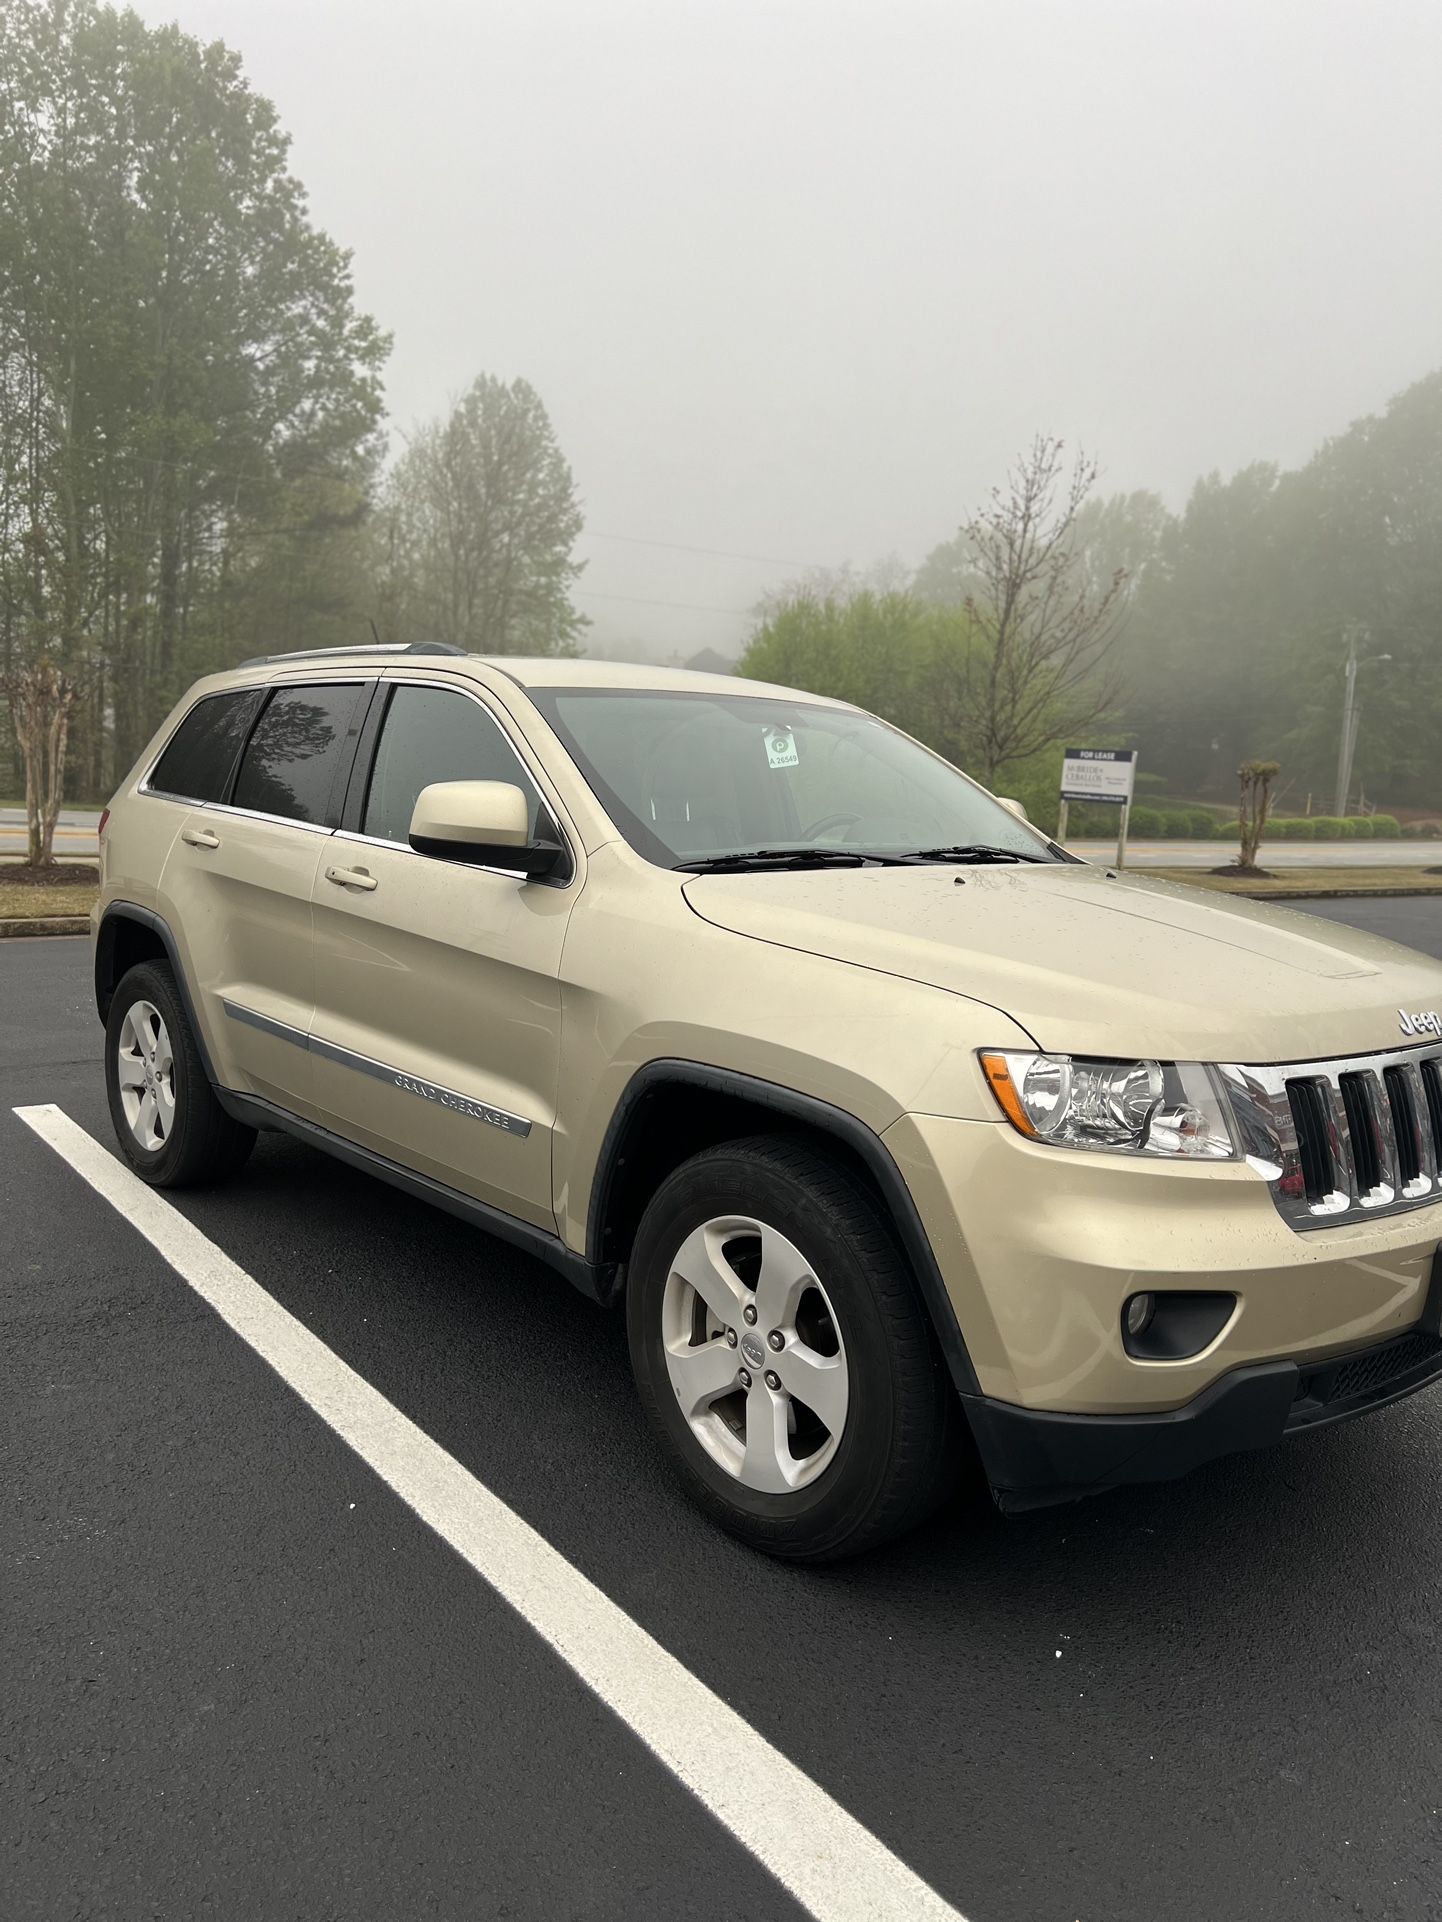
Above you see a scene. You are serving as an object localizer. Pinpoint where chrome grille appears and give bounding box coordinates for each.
[1218,1046,1442,1230]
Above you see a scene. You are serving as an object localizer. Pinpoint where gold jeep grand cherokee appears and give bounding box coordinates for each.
[93,645,1442,1559]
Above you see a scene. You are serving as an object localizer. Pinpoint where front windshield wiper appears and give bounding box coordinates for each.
[898,844,1049,865]
[674,848,902,873]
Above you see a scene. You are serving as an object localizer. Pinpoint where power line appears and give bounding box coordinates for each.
[100,446,366,495]
[575,588,751,616]
[122,454,825,575]
[54,448,821,597]
[584,530,821,571]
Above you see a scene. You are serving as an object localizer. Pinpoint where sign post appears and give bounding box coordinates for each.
[1058,748,1138,866]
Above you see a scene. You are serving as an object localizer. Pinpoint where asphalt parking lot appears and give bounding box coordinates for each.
[6,898,1442,1922]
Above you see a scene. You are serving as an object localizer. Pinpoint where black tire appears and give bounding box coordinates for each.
[626,1135,959,1561]
[105,961,256,1187]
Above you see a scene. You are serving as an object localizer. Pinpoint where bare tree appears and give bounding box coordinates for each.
[938,437,1128,785]
[1235,759,1281,872]
[751,554,911,625]
[1,659,80,865]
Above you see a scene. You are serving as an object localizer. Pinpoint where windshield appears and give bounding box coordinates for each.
[530,687,1062,868]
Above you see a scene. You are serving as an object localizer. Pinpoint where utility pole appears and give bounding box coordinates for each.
[1333,623,1390,817]
[1333,625,1361,817]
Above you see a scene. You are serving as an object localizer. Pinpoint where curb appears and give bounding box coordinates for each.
[0,915,90,938]
[1244,888,1442,902]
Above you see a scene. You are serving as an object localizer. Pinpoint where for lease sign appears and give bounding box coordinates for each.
[1060,748,1137,805]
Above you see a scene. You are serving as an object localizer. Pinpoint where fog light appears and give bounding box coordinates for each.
[1123,1290,1237,1360]
[1125,1293,1155,1339]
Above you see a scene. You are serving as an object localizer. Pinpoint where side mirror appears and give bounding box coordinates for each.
[408,780,563,877]
[996,796,1029,822]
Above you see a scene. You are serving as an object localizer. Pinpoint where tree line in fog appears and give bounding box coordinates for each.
[0,0,583,837]
[744,373,1442,824]
[4,0,1439,848]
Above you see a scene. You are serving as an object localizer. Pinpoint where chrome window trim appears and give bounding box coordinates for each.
[221,998,532,1138]
[1218,1042,1442,1230]
[137,676,371,820]
[345,673,579,889]
[138,672,579,880]
[181,799,335,836]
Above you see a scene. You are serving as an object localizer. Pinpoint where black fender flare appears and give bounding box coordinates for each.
[93,901,223,1088]
[588,1058,981,1398]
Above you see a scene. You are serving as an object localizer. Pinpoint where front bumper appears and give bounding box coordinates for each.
[884,1110,1442,1411]
[968,1254,1442,1510]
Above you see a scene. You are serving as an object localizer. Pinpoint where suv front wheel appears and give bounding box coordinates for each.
[626,1135,958,1561]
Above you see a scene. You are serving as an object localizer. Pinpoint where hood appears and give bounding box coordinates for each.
[682,863,1442,1062]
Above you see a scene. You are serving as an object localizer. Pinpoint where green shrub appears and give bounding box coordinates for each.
[1368,814,1401,838]
[1061,801,1119,838]
[1285,817,1315,841]
[1128,804,1163,837]
[1346,816,1375,839]
[1268,817,1313,840]
[1161,808,1195,837]
[1309,815,1350,839]
[1188,809,1216,837]
[1213,817,1240,839]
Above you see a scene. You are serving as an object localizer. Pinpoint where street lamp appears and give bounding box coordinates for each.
[1333,623,1392,817]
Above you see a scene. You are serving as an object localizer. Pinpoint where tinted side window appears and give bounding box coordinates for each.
[148,689,263,805]
[363,685,545,845]
[232,683,364,825]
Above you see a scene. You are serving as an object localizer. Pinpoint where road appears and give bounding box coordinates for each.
[1,807,102,861]
[4,808,1442,868]
[5,897,1442,1921]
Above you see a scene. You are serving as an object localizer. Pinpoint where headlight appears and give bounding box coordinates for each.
[979,1051,1237,1160]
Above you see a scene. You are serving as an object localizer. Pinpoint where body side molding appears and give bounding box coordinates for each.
[214,1090,613,1304]
[587,1058,982,1397]
[97,906,600,1293]
[221,998,533,1137]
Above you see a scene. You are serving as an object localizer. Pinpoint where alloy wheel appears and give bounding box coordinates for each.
[115,1000,176,1152]
[660,1214,849,1492]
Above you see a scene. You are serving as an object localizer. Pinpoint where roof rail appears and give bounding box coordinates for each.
[236,639,470,669]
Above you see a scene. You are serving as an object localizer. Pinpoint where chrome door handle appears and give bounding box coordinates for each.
[181,827,220,849]
[324,865,378,892]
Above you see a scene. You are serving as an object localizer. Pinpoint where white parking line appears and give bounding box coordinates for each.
[16,1103,967,1922]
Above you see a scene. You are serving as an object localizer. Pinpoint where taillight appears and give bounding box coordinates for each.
[97,808,110,838]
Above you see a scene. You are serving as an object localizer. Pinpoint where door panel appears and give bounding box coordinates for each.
[150,676,372,1115]
[159,810,329,1114]
[306,678,576,1228]
[308,842,571,1225]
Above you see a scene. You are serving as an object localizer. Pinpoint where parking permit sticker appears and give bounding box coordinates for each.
[764,726,799,770]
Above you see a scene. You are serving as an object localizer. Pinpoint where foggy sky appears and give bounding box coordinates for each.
[150,0,1442,658]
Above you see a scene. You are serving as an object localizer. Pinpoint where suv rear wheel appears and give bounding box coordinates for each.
[105,961,256,1187]
[626,1135,958,1561]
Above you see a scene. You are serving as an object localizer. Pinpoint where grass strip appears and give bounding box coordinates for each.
[0,880,98,919]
